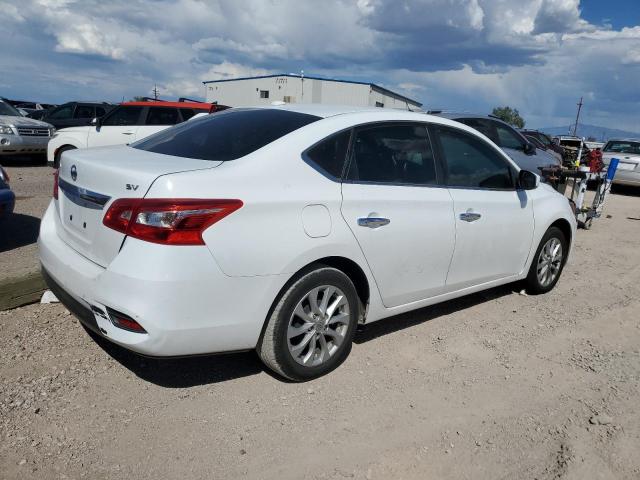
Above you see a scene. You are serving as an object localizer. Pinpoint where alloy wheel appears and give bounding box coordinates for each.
[536,237,563,288]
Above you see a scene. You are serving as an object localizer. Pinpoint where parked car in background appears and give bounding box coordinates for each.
[40,101,114,130]
[601,138,640,187]
[1,99,55,157]
[521,129,565,160]
[430,112,561,173]
[0,165,15,220]
[523,133,563,164]
[40,105,576,381]
[48,100,229,167]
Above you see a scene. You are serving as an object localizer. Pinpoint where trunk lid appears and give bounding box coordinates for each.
[56,145,221,267]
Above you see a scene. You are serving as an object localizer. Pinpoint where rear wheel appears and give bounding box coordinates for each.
[525,227,567,294]
[258,266,360,381]
[53,145,76,169]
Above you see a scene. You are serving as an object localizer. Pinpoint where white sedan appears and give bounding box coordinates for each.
[39,105,576,381]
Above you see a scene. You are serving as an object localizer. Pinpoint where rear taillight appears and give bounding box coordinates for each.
[103,198,243,245]
[53,169,59,200]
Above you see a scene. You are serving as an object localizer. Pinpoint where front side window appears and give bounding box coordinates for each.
[435,126,514,189]
[132,109,320,161]
[305,130,351,178]
[493,122,525,150]
[102,106,143,126]
[603,141,640,154]
[146,107,180,126]
[180,108,196,120]
[48,105,74,120]
[74,105,94,118]
[346,123,437,185]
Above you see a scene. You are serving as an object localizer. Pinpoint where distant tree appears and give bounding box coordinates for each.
[491,106,526,128]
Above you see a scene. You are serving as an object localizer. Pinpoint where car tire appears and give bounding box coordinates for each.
[258,266,360,381]
[53,145,76,169]
[525,226,568,294]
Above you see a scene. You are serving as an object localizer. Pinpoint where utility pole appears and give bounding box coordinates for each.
[152,84,159,100]
[572,96,583,137]
[300,70,304,102]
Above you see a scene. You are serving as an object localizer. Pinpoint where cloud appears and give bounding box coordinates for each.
[0,0,638,132]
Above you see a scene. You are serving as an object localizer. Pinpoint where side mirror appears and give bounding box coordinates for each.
[518,170,539,190]
[523,142,536,155]
[91,117,101,129]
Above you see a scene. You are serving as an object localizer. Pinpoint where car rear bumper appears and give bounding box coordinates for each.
[0,134,49,155]
[38,201,285,357]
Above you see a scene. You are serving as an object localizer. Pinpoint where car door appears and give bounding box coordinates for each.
[87,106,143,148]
[430,124,534,290]
[340,122,456,308]
[134,106,181,142]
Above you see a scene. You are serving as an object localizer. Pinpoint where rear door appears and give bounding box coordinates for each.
[135,106,181,142]
[340,122,455,308]
[87,106,143,147]
[430,124,534,289]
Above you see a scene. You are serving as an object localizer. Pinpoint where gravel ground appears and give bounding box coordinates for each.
[0,158,52,279]
[1,169,640,479]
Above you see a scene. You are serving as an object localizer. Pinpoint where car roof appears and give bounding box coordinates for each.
[121,101,221,110]
[252,103,422,118]
[606,138,640,142]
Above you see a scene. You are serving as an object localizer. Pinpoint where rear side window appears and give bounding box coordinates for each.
[48,105,73,120]
[346,123,437,185]
[434,126,514,189]
[305,130,351,179]
[102,106,143,126]
[146,107,180,125]
[132,109,320,161]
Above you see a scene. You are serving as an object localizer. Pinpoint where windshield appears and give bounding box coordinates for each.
[0,101,21,117]
[133,109,321,161]
[603,141,640,155]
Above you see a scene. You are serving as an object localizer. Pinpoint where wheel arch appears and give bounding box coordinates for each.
[53,143,78,168]
[256,256,371,347]
[549,217,573,248]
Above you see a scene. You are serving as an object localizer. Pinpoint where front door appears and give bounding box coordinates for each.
[340,122,455,308]
[430,124,535,289]
[87,106,143,148]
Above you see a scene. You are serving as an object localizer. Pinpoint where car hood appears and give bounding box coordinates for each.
[0,114,53,129]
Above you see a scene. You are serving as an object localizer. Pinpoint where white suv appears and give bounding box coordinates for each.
[47,101,227,167]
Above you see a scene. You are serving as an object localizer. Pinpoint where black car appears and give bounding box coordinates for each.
[520,129,565,159]
[38,101,114,129]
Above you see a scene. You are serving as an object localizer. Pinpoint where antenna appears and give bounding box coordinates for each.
[300,70,304,101]
[571,96,583,137]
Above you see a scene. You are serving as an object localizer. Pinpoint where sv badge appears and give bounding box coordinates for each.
[126,184,139,191]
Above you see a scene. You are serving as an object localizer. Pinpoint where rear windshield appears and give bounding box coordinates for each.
[603,141,640,154]
[132,109,321,161]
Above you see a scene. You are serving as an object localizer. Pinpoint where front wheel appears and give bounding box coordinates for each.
[258,266,360,381]
[525,226,568,294]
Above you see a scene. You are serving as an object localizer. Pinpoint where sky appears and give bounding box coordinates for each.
[0,0,639,132]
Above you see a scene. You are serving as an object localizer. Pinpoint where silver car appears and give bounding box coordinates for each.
[0,99,55,157]
[602,138,640,187]
[431,112,561,173]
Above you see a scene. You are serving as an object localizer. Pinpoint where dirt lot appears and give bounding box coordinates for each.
[0,158,52,279]
[1,167,640,479]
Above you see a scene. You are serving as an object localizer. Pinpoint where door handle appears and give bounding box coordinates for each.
[459,211,482,222]
[358,217,390,228]
[122,131,135,135]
